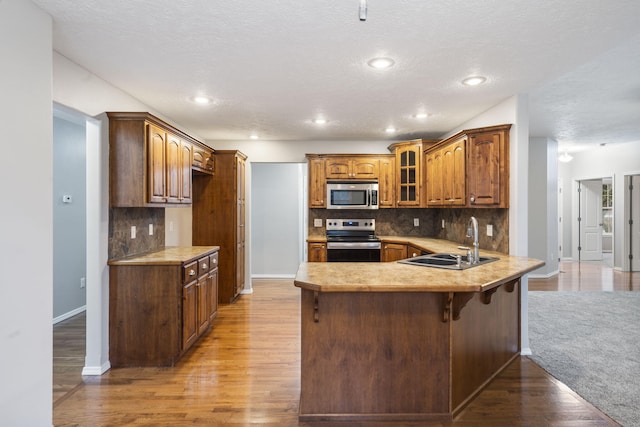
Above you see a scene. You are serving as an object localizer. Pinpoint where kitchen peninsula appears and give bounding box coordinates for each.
[294,237,543,422]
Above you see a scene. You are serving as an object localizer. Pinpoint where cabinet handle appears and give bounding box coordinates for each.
[202,263,208,269]
[189,269,196,276]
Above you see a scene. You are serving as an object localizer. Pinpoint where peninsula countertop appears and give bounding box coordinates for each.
[108,246,220,266]
[296,237,544,293]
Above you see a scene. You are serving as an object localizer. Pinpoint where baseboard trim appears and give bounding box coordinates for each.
[528,269,560,279]
[520,347,532,356]
[252,274,297,279]
[82,361,111,376]
[53,305,86,325]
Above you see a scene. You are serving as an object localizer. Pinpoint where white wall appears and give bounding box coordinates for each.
[0,1,53,424]
[53,115,87,319]
[528,137,559,277]
[558,140,640,269]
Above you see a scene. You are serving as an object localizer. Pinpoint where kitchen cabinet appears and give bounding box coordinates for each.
[381,242,407,262]
[378,154,396,208]
[108,112,208,207]
[193,150,247,304]
[192,144,214,175]
[467,125,510,207]
[388,140,439,207]
[325,156,380,180]
[108,246,219,367]
[425,137,466,207]
[308,242,327,262]
[307,156,326,208]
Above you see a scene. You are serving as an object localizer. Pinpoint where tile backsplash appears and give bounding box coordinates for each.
[109,207,165,259]
[309,208,509,254]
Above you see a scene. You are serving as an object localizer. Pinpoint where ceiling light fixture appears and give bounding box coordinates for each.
[414,113,429,119]
[191,95,213,105]
[558,152,573,163]
[385,126,396,133]
[313,118,327,125]
[368,57,395,69]
[250,134,259,140]
[462,76,487,86]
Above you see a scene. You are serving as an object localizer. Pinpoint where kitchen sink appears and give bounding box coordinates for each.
[397,253,499,270]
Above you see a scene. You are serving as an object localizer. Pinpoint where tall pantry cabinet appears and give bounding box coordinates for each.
[193,150,247,303]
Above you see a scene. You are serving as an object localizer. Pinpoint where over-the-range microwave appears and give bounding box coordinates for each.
[326,181,378,209]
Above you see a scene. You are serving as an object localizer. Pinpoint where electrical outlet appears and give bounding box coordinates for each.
[80,277,86,288]
[441,219,445,229]
[413,218,419,227]
[314,218,323,227]
[131,225,136,239]
[149,223,154,235]
[487,224,493,237]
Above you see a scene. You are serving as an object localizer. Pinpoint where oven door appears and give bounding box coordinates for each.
[326,241,381,262]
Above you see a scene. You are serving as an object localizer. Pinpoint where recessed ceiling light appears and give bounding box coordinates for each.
[367,57,395,69]
[558,152,573,163]
[462,76,486,86]
[313,118,327,125]
[191,95,213,105]
[385,126,396,133]
[250,134,259,140]
[413,113,429,119]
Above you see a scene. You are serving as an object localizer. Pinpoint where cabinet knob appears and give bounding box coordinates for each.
[202,263,208,269]
[470,196,476,203]
[189,269,196,276]
[213,258,217,264]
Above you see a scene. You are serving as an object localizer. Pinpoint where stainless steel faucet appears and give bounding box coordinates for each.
[466,216,479,264]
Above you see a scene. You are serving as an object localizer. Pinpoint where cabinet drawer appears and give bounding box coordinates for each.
[209,252,219,270]
[198,256,210,276]
[183,261,198,283]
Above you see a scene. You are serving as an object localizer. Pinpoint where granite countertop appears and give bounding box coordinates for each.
[296,236,544,293]
[108,246,220,266]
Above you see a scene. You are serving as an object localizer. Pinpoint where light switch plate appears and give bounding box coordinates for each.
[131,226,136,239]
[441,219,445,229]
[487,224,493,237]
[314,219,323,227]
[413,218,419,227]
[149,224,154,235]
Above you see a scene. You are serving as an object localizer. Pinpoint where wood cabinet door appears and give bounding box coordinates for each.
[468,131,503,206]
[378,156,396,208]
[180,142,193,203]
[208,268,219,322]
[352,158,379,179]
[396,145,421,207]
[382,243,407,262]
[196,275,210,336]
[182,280,198,350]
[442,138,466,206]
[425,149,443,206]
[308,243,327,262]
[325,158,351,179]
[165,133,181,203]
[308,157,326,208]
[147,124,167,203]
[407,245,427,258]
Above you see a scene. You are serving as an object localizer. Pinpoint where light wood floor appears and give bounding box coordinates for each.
[53,263,633,426]
[528,259,640,291]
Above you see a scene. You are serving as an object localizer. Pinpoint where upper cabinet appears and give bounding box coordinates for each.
[307,155,326,208]
[466,126,510,207]
[378,154,396,208]
[325,156,380,180]
[108,112,211,207]
[425,136,466,207]
[424,124,510,209]
[388,140,438,207]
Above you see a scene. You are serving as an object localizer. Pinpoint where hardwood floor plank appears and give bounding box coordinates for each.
[54,275,623,426]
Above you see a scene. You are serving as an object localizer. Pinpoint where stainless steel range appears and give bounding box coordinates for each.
[325,219,381,262]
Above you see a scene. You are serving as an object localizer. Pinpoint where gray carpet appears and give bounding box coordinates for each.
[528,291,640,427]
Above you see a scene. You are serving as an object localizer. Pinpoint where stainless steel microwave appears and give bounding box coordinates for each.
[326,181,378,209]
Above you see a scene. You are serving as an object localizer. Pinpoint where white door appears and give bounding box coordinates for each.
[580,180,603,261]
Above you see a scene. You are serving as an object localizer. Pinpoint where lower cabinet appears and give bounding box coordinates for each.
[308,242,327,262]
[381,243,408,262]
[109,248,219,367]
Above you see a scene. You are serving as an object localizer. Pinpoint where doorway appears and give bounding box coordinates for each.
[577,178,613,263]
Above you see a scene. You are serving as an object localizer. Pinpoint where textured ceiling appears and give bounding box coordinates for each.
[34,0,640,152]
